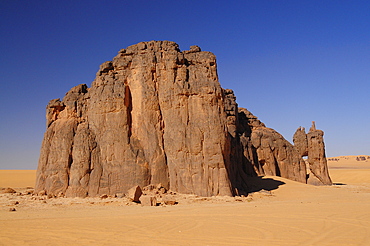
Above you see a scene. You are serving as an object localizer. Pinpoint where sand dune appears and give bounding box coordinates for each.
[1,156,370,245]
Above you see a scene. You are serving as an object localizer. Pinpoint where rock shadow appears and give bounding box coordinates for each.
[246,176,286,193]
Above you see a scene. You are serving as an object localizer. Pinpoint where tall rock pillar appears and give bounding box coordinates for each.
[293,122,332,185]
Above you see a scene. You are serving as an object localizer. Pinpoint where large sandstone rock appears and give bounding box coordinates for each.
[35,41,332,198]
[36,41,233,197]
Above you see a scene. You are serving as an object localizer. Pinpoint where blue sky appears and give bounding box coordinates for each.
[0,0,369,169]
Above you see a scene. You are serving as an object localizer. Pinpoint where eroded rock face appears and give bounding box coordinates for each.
[36,41,233,197]
[36,41,331,197]
[223,91,306,184]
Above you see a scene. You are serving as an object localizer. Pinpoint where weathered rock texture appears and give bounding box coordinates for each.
[35,41,332,197]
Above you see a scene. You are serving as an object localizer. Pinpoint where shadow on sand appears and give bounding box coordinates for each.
[246,176,286,193]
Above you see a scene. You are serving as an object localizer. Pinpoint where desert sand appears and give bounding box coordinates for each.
[1,156,369,245]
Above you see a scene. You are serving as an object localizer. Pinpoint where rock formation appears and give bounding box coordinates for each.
[293,122,332,185]
[35,41,332,198]
[223,90,308,185]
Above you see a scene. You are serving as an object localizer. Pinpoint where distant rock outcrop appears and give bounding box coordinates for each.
[35,41,332,198]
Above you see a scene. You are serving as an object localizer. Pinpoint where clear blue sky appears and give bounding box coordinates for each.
[1,0,369,169]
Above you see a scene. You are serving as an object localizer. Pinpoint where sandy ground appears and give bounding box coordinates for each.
[0,170,36,188]
[1,156,369,246]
